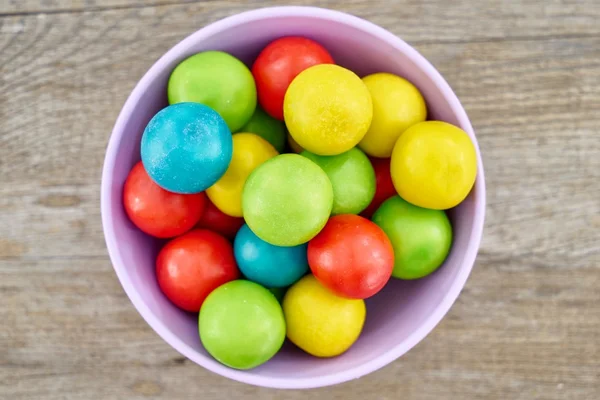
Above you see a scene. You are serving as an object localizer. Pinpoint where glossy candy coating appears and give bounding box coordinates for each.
[284,64,373,156]
[168,51,256,132]
[359,73,427,158]
[242,154,333,246]
[308,214,394,299]
[390,121,477,210]
[141,103,232,194]
[301,148,375,215]
[234,224,308,288]
[283,275,365,357]
[123,161,206,238]
[195,198,244,240]
[237,106,286,152]
[206,133,278,217]
[372,196,452,279]
[199,280,286,370]
[361,157,397,218]
[156,230,240,311]
[252,37,334,120]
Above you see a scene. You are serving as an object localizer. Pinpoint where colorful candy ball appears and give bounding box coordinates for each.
[361,157,397,218]
[284,64,373,156]
[372,196,452,280]
[141,103,232,194]
[206,133,278,217]
[308,214,394,299]
[237,106,286,152]
[301,148,375,215]
[234,224,308,288]
[252,36,334,120]
[359,72,427,158]
[195,198,244,240]
[242,154,333,246]
[123,161,206,238]
[391,121,477,210]
[168,51,256,132]
[156,230,240,311]
[283,275,366,357]
[199,280,286,370]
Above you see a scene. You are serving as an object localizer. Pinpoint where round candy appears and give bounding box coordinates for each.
[156,230,240,311]
[168,51,256,132]
[284,64,373,156]
[301,148,375,215]
[287,133,304,153]
[391,121,477,210]
[242,154,333,246]
[283,275,365,357]
[141,103,232,194]
[123,161,206,238]
[252,37,334,120]
[361,157,397,218]
[359,73,427,158]
[195,198,244,240]
[206,133,278,217]
[372,196,452,279]
[308,214,394,299]
[234,224,308,288]
[199,280,286,370]
[237,106,286,152]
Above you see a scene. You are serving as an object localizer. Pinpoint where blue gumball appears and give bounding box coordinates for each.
[141,102,232,194]
[234,224,309,288]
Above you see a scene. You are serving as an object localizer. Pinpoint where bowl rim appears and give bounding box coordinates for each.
[101,5,486,389]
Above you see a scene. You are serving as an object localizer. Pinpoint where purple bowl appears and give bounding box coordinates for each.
[101,6,486,389]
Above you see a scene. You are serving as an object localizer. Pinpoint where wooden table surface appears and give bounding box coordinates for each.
[1,1,599,399]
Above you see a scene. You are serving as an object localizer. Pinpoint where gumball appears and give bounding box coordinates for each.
[287,133,304,153]
[359,73,427,158]
[156,230,239,312]
[308,214,394,299]
[361,157,397,218]
[234,224,308,288]
[391,121,477,210]
[195,198,244,240]
[372,196,452,280]
[206,133,278,217]
[168,51,256,131]
[252,37,334,120]
[141,103,232,194]
[237,106,286,152]
[199,280,285,369]
[242,154,333,246]
[284,64,373,156]
[301,148,375,215]
[123,161,206,238]
[283,275,365,357]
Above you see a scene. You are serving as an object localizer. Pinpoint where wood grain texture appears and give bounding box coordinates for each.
[1,1,599,399]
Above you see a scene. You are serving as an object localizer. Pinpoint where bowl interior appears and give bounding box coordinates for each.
[103,8,484,387]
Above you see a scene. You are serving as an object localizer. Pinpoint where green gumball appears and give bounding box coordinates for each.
[242,154,333,246]
[301,148,375,215]
[168,51,256,132]
[199,280,286,370]
[372,196,452,279]
[237,106,286,152]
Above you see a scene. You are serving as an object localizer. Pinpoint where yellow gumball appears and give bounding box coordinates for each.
[283,275,366,358]
[391,121,477,210]
[359,73,427,158]
[284,64,373,156]
[207,133,278,217]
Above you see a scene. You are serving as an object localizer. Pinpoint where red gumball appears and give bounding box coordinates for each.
[156,229,240,312]
[361,157,397,218]
[195,199,244,240]
[308,214,394,299]
[252,37,334,120]
[123,161,206,238]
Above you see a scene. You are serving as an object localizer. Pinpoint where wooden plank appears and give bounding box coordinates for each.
[1,257,597,399]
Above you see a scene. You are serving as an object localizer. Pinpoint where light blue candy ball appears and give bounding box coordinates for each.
[234,224,309,288]
[141,102,232,194]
